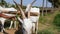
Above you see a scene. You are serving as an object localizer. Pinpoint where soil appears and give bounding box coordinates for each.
[0,28,17,34]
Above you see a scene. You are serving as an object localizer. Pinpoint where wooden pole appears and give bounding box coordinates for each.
[52,0,54,12]
[42,0,44,16]
[20,0,23,8]
[46,0,48,15]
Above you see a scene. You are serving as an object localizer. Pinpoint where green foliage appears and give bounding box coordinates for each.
[32,6,39,8]
[0,0,7,7]
[38,30,54,34]
[39,16,47,23]
[22,6,26,9]
[39,13,51,23]
[53,14,60,32]
[48,0,60,8]
[53,14,60,27]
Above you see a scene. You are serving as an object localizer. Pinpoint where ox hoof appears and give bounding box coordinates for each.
[8,28,11,30]
[9,27,12,29]
[1,30,3,33]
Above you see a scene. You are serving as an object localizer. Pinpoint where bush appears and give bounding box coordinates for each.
[53,14,60,27]
[38,30,54,34]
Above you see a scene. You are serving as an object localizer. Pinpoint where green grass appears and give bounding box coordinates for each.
[39,13,52,24]
[39,16,47,23]
[39,11,60,34]
[53,14,60,32]
[38,29,54,34]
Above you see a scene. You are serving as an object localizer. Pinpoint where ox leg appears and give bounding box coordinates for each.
[32,23,35,33]
[1,20,5,32]
[9,21,13,29]
[14,21,16,28]
[36,21,38,34]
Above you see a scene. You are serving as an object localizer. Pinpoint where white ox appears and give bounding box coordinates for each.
[0,6,17,32]
[25,7,40,34]
[17,5,40,34]
[18,17,33,34]
[30,8,40,34]
[17,4,33,34]
[10,0,36,34]
[17,7,40,34]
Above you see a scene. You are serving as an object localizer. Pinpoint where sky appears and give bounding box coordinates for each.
[5,0,52,7]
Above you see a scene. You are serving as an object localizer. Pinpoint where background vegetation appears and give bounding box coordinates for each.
[38,10,60,34]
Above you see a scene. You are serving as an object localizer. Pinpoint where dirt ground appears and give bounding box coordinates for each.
[0,28,17,34]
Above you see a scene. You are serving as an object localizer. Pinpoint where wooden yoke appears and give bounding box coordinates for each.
[13,0,26,19]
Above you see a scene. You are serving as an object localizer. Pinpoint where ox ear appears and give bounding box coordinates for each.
[13,0,26,19]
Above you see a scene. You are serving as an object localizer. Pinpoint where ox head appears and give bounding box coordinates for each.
[13,0,36,19]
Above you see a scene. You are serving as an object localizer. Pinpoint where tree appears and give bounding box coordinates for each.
[0,0,15,8]
[48,0,60,8]
[0,0,7,7]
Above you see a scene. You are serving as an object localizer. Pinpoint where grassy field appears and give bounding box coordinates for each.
[38,10,60,34]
